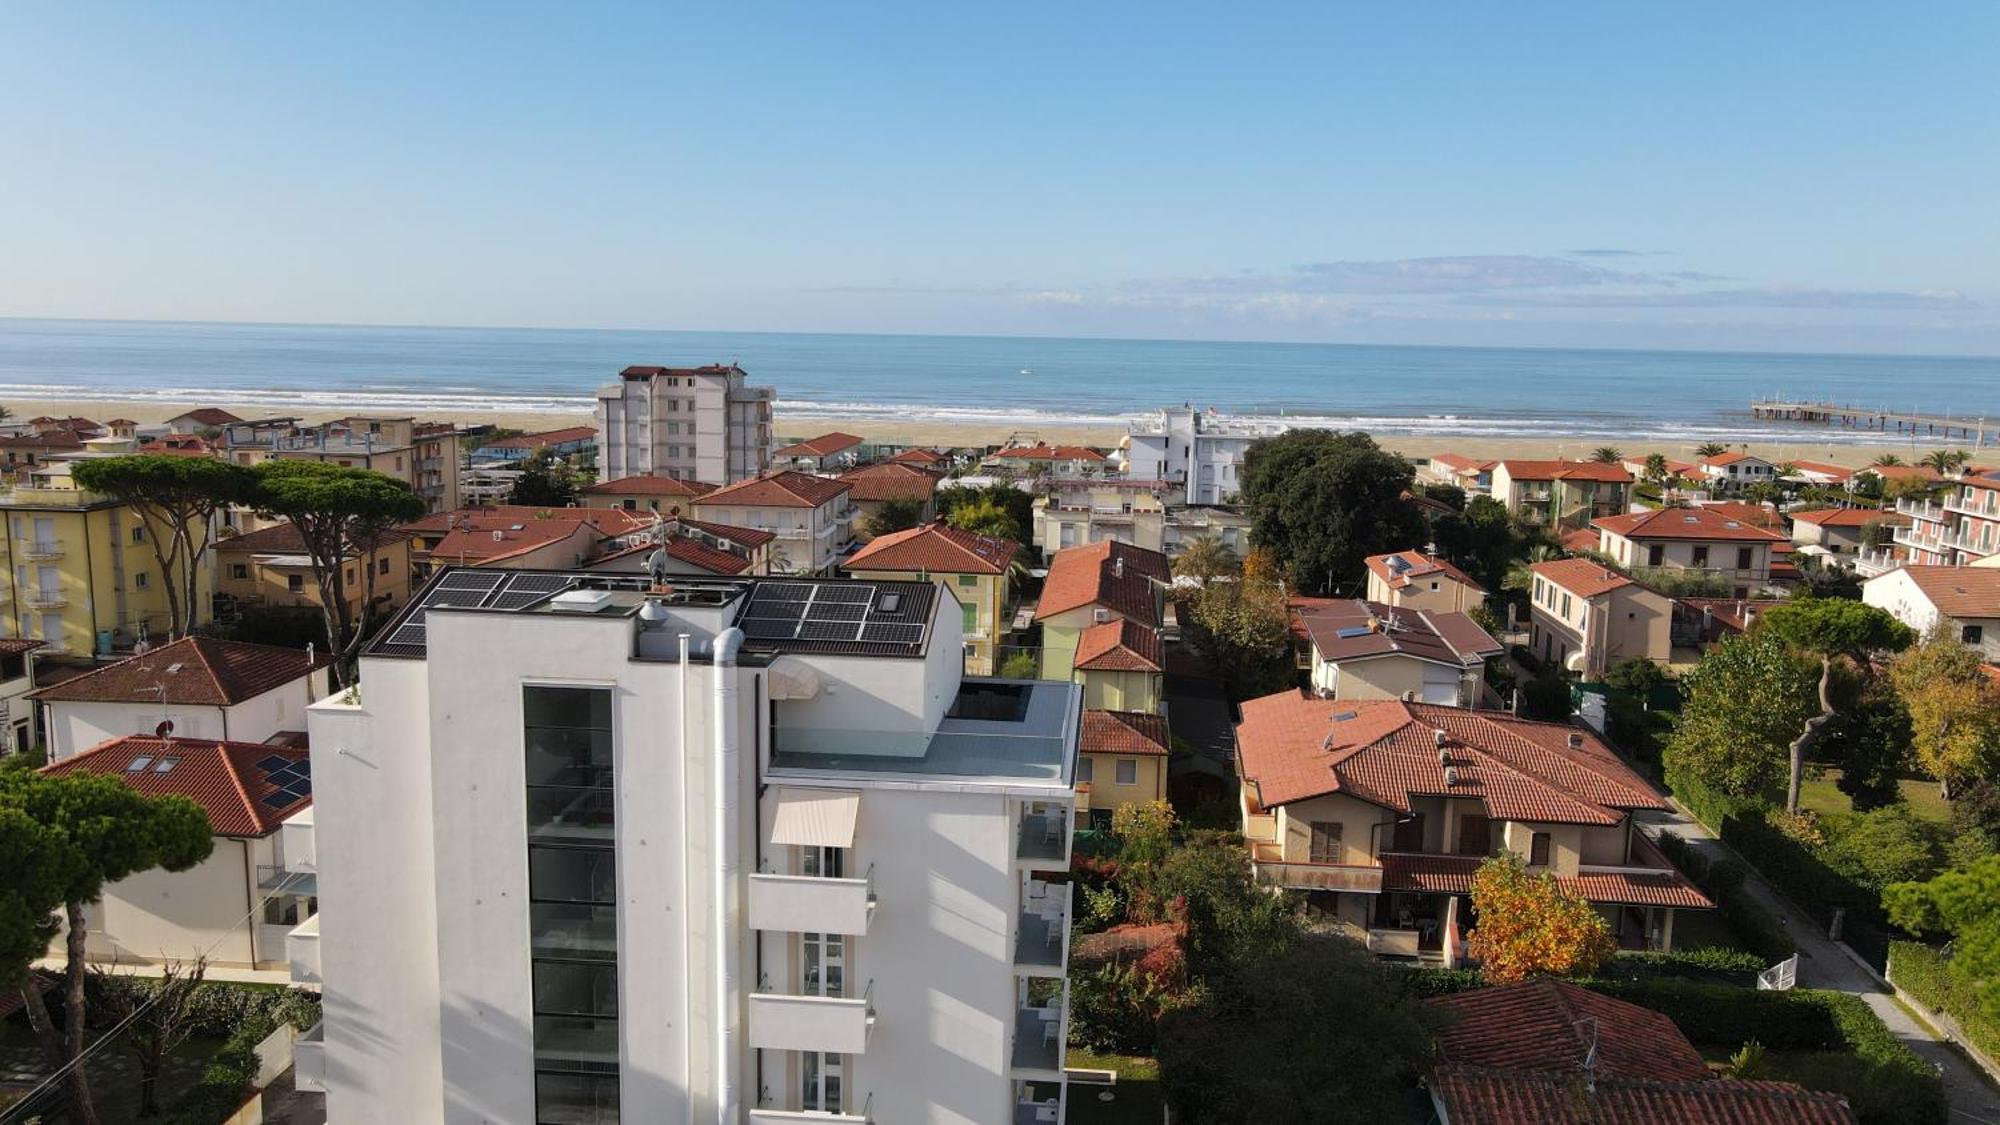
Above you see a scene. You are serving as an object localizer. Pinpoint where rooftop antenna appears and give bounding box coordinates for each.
[1575,1016,1599,1094]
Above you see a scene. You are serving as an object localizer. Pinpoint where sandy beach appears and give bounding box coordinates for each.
[23,396,1961,470]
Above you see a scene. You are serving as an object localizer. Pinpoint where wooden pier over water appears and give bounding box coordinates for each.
[1750,400,1991,447]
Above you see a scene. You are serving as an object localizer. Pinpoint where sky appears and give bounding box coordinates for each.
[3,2,1998,354]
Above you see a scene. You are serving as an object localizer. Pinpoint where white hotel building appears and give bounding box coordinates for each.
[294,567,1079,1124]
[1123,405,1281,506]
[595,364,777,484]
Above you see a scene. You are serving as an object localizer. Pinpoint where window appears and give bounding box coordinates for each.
[230,563,249,580]
[1390,813,1425,853]
[1736,547,1753,569]
[1965,624,1985,645]
[1647,544,1664,567]
[1078,757,1093,783]
[961,600,978,635]
[1560,593,1571,617]
[379,557,391,576]
[287,574,305,593]
[134,571,149,589]
[1308,821,1343,863]
[1530,832,1552,866]
[131,526,145,544]
[956,574,978,587]
[1692,545,1710,568]
[1115,759,1137,786]
[1456,814,1492,857]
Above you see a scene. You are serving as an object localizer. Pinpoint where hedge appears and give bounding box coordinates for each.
[1721,814,1894,970]
[1394,949,1763,996]
[156,986,322,1125]
[1890,940,2000,1063]
[1653,830,1796,963]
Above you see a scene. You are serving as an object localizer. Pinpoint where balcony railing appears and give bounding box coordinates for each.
[748,863,876,936]
[293,1021,325,1093]
[1896,497,1948,523]
[1014,882,1072,972]
[25,594,66,610]
[748,979,875,1055]
[1017,808,1070,867]
[286,913,320,984]
[19,539,63,560]
[750,1102,872,1124]
[1010,1003,1065,1075]
[256,865,317,896]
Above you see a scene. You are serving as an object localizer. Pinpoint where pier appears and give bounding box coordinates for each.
[1750,400,1990,447]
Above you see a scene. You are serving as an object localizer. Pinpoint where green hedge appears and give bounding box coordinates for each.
[1721,814,1894,970]
[1394,949,1762,996]
[1653,830,1796,962]
[1890,940,2000,1062]
[1662,766,1768,832]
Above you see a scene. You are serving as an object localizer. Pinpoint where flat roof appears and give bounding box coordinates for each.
[769,679,1079,784]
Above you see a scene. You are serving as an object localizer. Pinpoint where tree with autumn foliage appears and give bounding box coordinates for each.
[1890,624,2000,799]
[1465,851,1617,983]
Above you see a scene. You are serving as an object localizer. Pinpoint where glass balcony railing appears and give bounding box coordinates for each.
[530,903,618,961]
[527,786,615,842]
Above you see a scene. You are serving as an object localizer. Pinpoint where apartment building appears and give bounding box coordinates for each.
[581,475,719,514]
[1124,406,1277,505]
[260,416,460,513]
[0,482,213,656]
[402,505,652,580]
[1695,451,1778,493]
[294,568,1080,1123]
[1236,694,1709,966]
[1893,471,2000,567]
[693,472,856,576]
[1363,551,1486,614]
[1293,600,1500,707]
[984,444,1109,479]
[1421,454,1496,495]
[1592,506,1790,597]
[581,519,778,580]
[1034,541,1169,681]
[0,639,43,755]
[32,635,330,760]
[844,522,1017,676]
[837,462,942,537]
[595,364,776,484]
[1489,461,1633,528]
[215,522,416,625]
[1789,507,1908,572]
[1526,558,1673,678]
[473,426,599,464]
[1864,566,2000,665]
[1032,481,1170,554]
[774,432,866,472]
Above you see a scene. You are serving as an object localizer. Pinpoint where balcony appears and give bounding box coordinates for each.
[1249,842,1386,893]
[256,865,317,896]
[748,864,875,936]
[1010,1004,1065,1075]
[25,594,66,610]
[281,807,316,873]
[1896,497,1948,523]
[1017,807,1070,868]
[1014,882,1071,974]
[286,913,320,984]
[1946,491,2000,520]
[293,1021,325,1093]
[19,539,62,561]
[751,1105,872,1124]
[748,981,875,1055]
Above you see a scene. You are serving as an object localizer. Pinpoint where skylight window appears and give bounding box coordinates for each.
[126,756,154,772]
[1332,710,1358,722]
[153,757,179,773]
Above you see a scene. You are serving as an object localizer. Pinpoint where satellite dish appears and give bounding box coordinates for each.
[646,549,669,585]
[155,720,175,738]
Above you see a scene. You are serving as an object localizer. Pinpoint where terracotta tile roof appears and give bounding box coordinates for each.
[676,516,776,547]
[1866,463,1942,483]
[1294,600,1501,667]
[775,432,865,459]
[1790,507,1907,528]
[837,461,943,503]
[888,448,950,465]
[219,521,412,556]
[0,432,85,450]
[1558,527,1601,553]
[1365,550,1487,594]
[1699,451,1765,468]
[403,505,651,538]
[695,470,851,509]
[1789,459,1858,482]
[481,426,597,450]
[1676,597,1791,634]
[0,639,43,658]
[1498,459,1634,483]
[1430,979,1708,1082]
[1235,694,1668,821]
[846,521,1018,575]
[1893,566,2000,619]
[1073,617,1165,672]
[1594,507,1789,543]
[991,443,1107,462]
[30,637,327,706]
[1035,540,1170,625]
[619,363,743,380]
[1081,710,1171,757]
[1531,558,1636,599]
[1696,501,1783,529]
[1566,865,1715,908]
[582,475,718,498]
[1430,453,1497,474]
[171,408,242,427]
[1070,921,1178,968]
[42,735,311,837]
[1429,1066,1854,1125]
[660,535,754,575]
[136,434,221,457]
[580,519,767,576]
[428,518,600,564]
[1623,456,1697,476]
[1375,836,1708,908]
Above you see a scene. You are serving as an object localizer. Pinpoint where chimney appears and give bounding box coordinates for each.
[1113,556,1124,579]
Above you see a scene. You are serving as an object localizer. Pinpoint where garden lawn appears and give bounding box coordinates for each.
[1065,1050,1164,1125]
[1798,770,1951,825]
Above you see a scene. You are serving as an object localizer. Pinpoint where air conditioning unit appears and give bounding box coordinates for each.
[1433,728,1449,747]
[1093,608,1111,624]
[1443,766,1461,787]
[1567,732,1586,750]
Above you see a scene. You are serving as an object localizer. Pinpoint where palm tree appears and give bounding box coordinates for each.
[1173,534,1241,583]
[1919,448,1971,475]
[1590,447,1622,464]
[1695,442,1728,458]
[1872,453,1904,467]
[1641,452,1669,486]
[1502,543,1566,594]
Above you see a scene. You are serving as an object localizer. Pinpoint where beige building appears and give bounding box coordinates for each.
[691,471,855,575]
[579,517,776,579]
[1293,600,1500,707]
[1076,710,1169,828]
[216,522,416,626]
[1236,695,1710,966]
[1696,451,1779,493]
[1863,565,2000,665]
[1593,506,1790,597]
[838,461,943,538]
[844,521,1018,675]
[1527,558,1672,678]
[1363,550,1486,614]
[1069,617,1165,714]
[1034,540,1169,681]
[1789,507,1908,571]
[1489,460,1633,528]
[594,363,775,484]
[1032,480,1170,554]
[579,474,718,514]
[267,416,460,513]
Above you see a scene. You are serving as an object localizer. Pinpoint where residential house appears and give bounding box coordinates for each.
[0,429,87,475]
[844,521,1018,675]
[838,461,943,537]
[1423,454,1496,495]
[1790,507,1909,572]
[1526,558,1672,678]
[1619,454,1696,484]
[101,419,140,440]
[1364,551,1486,614]
[265,416,461,513]
[297,569,1078,1121]
[164,407,244,433]
[1162,505,1254,557]
[579,517,776,579]
[580,474,718,514]
[1864,566,2000,665]
[593,363,775,484]
[215,522,416,626]
[459,463,523,506]
[1123,406,1277,505]
[984,443,1109,478]
[773,431,866,472]
[1032,480,1171,554]
[1788,459,1862,488]
[419,514,608,571]
[1696,451,1778,493]
[1034,540,1169,680]
[1076,710,1170,828]
[1293,600,1500,707]
[1070,617,1165,714]
[0,481,215,656]
[31,635,331,760]
[1236,694,1710,965]
[1425,979,1855,1125]
[471,425,598,464]
[1593,506,1790,596]
[887,447,953,468]
[691,471,855,575]
[1489,461,1633,528]
[401,505,651,579]
[41,735,315,971]
[1674,596,1791,645]
[0,639,43,755]
[1893,470,2000,567]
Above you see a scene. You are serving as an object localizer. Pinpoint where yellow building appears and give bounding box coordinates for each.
[215,522,416,626]
[1076,710,1170,828]
[843,521,1018,675]
[1033,540,1170,681]
[0,483,213,657]
[266,416,461,514]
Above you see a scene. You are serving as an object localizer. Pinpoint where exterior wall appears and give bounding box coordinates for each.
[1081,752,1166,814]
[1865,570,2000,663]
[848,568,1007,677]
[1601,531,1774,586]
[1311,652,1473,707]
[1365,572,1481,614]
[1124,409,1259,505]
[1,495,212,657]
[594,369,774,484]
[44,677,322,759]
[217,538,415,620]
[70,837,266,967]
[1275,794,1394,864]
[691,497,852,575]
[1528,577,1671,677]
[1037,613,1093,681]
[1078,668,1161,713]
[1032,489,1167,554]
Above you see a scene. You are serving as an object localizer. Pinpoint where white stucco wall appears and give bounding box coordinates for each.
[47,674,319,760]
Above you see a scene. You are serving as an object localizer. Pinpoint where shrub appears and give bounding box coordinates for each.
[1597,947,1764,986]
[1390,965,1484,999]
[1653,830,1795,962]
[1890,941,2000,1062]
[1822,804,1948,893]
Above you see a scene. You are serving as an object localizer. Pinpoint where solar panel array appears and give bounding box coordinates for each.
[738,580,930,652]
[256,754,313,810]
[375,571,580,656]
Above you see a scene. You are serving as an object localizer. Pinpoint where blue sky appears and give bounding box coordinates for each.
[3,2,1997,353]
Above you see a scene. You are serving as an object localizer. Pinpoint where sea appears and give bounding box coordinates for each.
[1,317,1996,446]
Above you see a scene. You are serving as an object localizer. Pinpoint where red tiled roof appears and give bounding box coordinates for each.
[1531,558,1635,599]
[1498,459,1634,484]
[29,637,327,706]
[1073,617,1165,672]
[1070,922,1178,968]
[0,639,44,658]
[660,535,753,575]
[171,408,242,427]
[482,426,597,450]
[676,516,776,548]
[846,521,1018,575]
[1788,459,1858,482]
[42,735,310,837]
[888,448,950,465]
[1594,507,1789,543]
[1080,710,1171,757]
[136,434,221,457]
[581,520,766,576]
[1430,979,1709,1082]
[583,475,718,498]
[775,432,865,459]
[1365,551,1487,594]
[1429,1066,1854,1125]
[1699,451,1765,468]
[1430,453,1498,474]
[1295,600,1501,667]
[1697,501,1783,529]
[1376,839,1708,908]
[428,518,600,564]
[991,443,1107,462]
[1036,540,1169,625]
[1789,507,1906,528]
[1892,566,2000,620]
[838,461,943,503]
[404,505,652,538]
[1235,694,1668,821]
[1867,463,1943,483]
[219,521,412,556]
[695,470,851,509]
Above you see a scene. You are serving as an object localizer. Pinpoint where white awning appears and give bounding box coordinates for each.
[768,787,861,848]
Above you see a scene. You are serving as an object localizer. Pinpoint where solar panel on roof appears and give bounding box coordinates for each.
[261,792,296,809]
[859,622,926,645]
[490,591,552,610]
[438,571,506,591]
[756,582,817,601]
[1335,626,1373,639]
[741,618,799,640]
[386,622,427,648]
[811,585,875,604]
[799,620,863,642]
[804,601,867,622]
[745,600,809,620]
[255,755,291,772]
[504,573,576,593]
